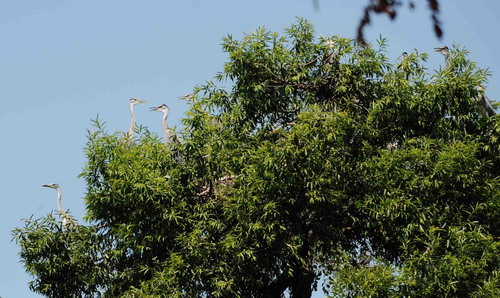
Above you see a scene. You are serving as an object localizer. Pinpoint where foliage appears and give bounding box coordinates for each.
[13,19,499,297]
[12,213,105,297]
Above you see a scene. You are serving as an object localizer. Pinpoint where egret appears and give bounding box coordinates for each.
[150,104,176,144]
[42,183,77,229]
[128,98,147,139]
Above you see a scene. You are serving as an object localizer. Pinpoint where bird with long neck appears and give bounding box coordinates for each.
[476,85,497,117]
[150,104,176,144]
[435,46,496,117]
[42,183,76,229]
[434,46,451,69]
[128,98,147,139]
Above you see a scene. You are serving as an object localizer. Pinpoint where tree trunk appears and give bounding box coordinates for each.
[290,228,316,298]
[290,258,315,298]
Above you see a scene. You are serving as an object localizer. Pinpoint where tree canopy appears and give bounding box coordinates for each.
[13,19,500,297]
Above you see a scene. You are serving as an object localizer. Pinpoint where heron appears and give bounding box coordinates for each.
[397,51,410,79]
[357,249,372,268]
[398,51,409,66]
[128,98,147,139]
[321,39,339,68]
[150,104,176,144]
[476,85,496,117]
[42,183,77,229]
[435,46,496,117]
[434,46,450,69]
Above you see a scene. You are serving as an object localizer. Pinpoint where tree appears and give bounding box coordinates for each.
[14,19,500,297]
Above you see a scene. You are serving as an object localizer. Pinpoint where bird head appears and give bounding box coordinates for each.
[130,98,147,106]
[434,46,449,56]
[150,104,170,113]
[42,183,59,189]
[178,94,194,101]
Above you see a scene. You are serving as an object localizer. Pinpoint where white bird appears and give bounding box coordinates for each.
[150,104,176,144]
[42,183,77,229]
[128,98,147,139]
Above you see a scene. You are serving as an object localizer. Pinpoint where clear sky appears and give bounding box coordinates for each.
[1,1,499,296]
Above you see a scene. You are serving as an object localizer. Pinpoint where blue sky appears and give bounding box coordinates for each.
[1,1,499,296]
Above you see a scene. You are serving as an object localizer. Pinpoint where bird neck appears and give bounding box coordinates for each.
[129,104,136,137]
[162,111,169,130]
[443,53,450,68]
[56,187,64,213]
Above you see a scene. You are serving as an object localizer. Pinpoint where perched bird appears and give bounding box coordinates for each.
[322,39,338,67]
[42,183,77,229]
[358,250,372,267]
[398,52,410,79]
[150,104,176,144]
[476,85,496,117]
[434,46,451,69]
[128,98,147,139]
[435,46,496,117]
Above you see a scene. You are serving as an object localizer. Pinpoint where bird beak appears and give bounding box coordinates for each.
[42,184,49,187]
[150,106,160,111]
[434,47,443,52]
[137,99,147,104]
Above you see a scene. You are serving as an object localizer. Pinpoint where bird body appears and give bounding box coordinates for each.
[42,183,77,229]
[128,98,147,139]
[476,85,496,117]
[398,52,410,79]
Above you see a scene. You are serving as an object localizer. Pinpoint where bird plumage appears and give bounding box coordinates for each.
[128,98,147,139]
[476,85,496,117]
